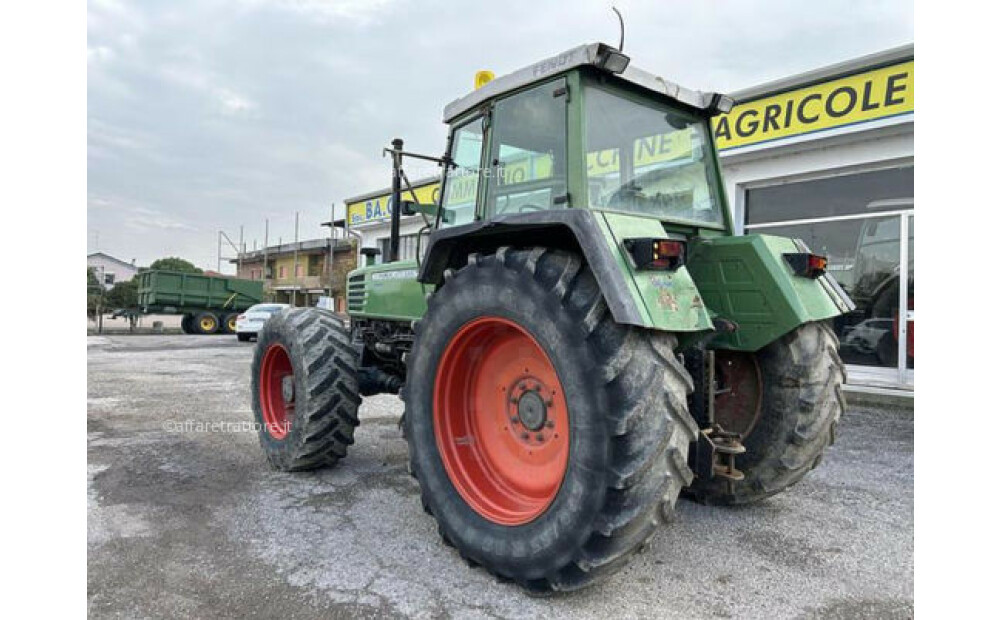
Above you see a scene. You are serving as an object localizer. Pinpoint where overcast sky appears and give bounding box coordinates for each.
[87,0,913,272]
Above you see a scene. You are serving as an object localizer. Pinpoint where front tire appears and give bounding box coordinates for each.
[405,248,696,592]
[687,322,845,505]
[251,308,362,471]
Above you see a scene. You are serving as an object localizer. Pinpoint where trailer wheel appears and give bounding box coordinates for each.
[193,312,219,335]
[251,307,361,471]
[222,313,239,334]
[687,321,845,505]
[180,314,194,334]
[404,248,696,592]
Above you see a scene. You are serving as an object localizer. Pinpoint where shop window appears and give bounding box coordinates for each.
[308,255,323,277]
[744,167,913,379]
[377,234,419,263]
[746,167,914,225]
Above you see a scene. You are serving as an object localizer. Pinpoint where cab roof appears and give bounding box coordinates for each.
[442,42,732,124]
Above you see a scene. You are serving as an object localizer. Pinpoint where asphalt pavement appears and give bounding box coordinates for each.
[87,334,913,619]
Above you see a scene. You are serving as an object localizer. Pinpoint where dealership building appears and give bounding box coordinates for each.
[340,44,914,392]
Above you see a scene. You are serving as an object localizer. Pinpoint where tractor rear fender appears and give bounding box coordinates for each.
[686,234,856,351]
[417,209,714,333]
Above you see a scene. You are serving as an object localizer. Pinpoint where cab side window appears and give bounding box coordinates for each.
[439,118,484,228]
[485,80,568,217]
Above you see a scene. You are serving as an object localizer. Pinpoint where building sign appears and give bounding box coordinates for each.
[346,182,441,226]
[713,60,914,151]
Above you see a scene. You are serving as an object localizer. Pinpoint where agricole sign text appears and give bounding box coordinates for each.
[713,60,913,150]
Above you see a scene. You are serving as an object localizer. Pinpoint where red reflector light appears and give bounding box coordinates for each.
[624,238,686,270]
[783,252,828,278]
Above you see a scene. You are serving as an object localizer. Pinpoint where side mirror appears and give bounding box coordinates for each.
[401,200,440,218]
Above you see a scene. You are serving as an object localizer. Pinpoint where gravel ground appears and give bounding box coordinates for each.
[87,335,913,619]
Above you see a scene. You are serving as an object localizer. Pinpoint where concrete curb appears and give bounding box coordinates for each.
[844,384,913,410]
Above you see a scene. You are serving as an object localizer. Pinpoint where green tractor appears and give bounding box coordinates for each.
[250,43,854,593]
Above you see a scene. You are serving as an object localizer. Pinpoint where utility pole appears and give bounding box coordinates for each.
[292,211,299,306]
[238,225,244,276]
[218,230,242,275]
[263,219,269,301]
[329,201,336,299]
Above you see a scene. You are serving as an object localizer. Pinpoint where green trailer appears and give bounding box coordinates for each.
[137,269,264,334]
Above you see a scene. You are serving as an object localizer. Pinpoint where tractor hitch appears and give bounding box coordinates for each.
[691,426,746,488]
[685,347,748,490]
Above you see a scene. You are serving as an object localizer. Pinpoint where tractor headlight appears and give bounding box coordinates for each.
[595,43,630,74]
[711,93,735,114]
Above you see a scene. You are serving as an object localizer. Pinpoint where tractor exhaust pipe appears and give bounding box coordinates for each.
[388,138,404,263]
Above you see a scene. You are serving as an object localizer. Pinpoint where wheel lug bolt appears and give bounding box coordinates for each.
[545,420,554,429]
[510,416,519,424]
[520,432,529,440]
[535,433,545,441]
[545,399,553,407]
[518,382,526,391]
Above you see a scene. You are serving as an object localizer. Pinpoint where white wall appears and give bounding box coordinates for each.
[719,120,914,231]
[87,255,138,290]
[353,216,428,263]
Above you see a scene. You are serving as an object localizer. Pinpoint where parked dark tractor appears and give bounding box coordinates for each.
[250,43,854,593]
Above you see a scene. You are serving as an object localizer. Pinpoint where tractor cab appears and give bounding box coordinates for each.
[433,42,734,236]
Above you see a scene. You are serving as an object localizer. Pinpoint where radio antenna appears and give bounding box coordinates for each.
[612,6,625,51]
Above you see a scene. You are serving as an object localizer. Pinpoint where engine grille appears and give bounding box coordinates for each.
[347,274,366,312]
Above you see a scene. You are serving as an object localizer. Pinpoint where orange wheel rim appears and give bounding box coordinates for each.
[433,316,569,525]
[259,343,294,439]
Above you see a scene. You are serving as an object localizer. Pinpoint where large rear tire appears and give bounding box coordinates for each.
[251,308,361,471]
[404,247,696,592]
[687,321,845,505]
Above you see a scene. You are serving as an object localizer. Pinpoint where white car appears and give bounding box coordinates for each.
[235,303,290,341]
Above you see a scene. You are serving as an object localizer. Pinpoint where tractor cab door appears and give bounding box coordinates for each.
[482,78,569,220]
[436,78,570,230]
[437,116,486,229]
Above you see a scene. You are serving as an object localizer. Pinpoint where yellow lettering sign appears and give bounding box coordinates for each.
[713,60,914,150]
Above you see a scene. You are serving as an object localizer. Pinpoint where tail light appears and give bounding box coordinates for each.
[783,252,828,279]
[623,238,686,271]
